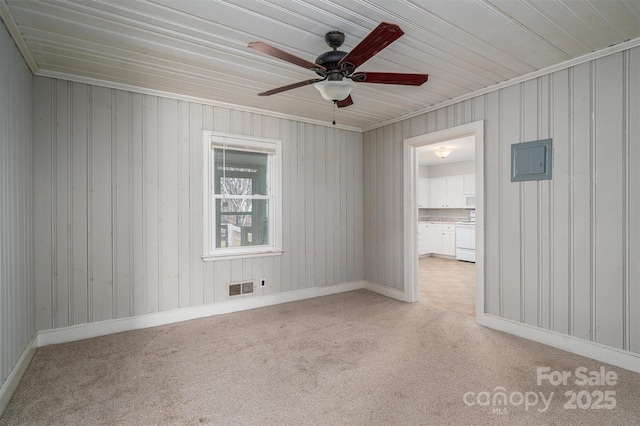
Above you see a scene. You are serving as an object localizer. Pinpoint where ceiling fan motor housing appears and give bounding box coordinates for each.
[315,50,348,78]
[314,31,353,79]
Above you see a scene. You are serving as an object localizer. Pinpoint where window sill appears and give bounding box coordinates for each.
[202,250,284,262]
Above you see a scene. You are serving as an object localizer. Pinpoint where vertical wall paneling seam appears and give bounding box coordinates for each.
[9,61,13,355]
[200,106,205,302]
[177,102,182,308]
[1,33,4,379]
[111,89,117,319]
[86,85,92,323]
[13,69,17,347]
[0,44,3,380]
[537,78,543,328]
[13,41,17,365]
[4,38,8,372]
[568,67,575,336]
[321,126,326,286]
[2,38,7,378]
[200,107,204,302]
[623,50,630,351]
[589,60,596,342]
[14,72,18,347]
[297,123,305,288]
[324,128,328,288]
[157,99,162,311]
[128,93,134,317]
[67,82,74,326]
[51,82,57,329]
[546,75,554,330]
[498,90,504,317]
[29,76,34,335]
[2,39,5,377]
[536,77,553,329]
[187,103,192,304]
[20,67,25,342]
[87,86,93,322]
[8,90,11,374]
[141,96,147,315]
[12,58,16,349]
[538,77,543,328]
[341,127,347,283]
[519,83,525,323]
[16,70,20,344]
[11,69,16,361]
[29,76,34,336]
[25,76,36,335]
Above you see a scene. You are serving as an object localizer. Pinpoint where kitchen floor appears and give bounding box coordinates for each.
[418,256,475,317]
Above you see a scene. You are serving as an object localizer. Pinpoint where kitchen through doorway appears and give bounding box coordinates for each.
[403,120,484,322]
[416,138,476,317]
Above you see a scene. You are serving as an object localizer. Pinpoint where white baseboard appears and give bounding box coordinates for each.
[363,280,406,302]
[478,313,640,374]
[37,281,366,347]
[0,334,37,416]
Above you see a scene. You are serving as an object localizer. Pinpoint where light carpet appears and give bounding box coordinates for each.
[1,289,639,425]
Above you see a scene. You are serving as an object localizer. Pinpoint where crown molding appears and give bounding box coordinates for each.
[0,0,38,74]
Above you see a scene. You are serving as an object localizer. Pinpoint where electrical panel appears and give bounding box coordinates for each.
[511,138,552,182]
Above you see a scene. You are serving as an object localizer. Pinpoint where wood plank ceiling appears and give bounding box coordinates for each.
[1,0,639,130]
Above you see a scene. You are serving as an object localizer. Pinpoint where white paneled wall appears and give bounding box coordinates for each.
[32,78,364,331]
[0,21,34,389]
[364,46,640,355]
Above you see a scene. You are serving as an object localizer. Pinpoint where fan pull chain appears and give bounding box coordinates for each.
[332,101,336,126]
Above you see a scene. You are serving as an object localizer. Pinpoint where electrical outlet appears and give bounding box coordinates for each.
[261,279,266,287]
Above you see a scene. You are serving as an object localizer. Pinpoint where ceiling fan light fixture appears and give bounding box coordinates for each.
[314,79,356,101]
[434,147,452,158]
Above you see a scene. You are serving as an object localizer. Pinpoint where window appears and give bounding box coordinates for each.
[203,131,282,260]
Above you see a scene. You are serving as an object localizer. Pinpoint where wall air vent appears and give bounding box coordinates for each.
[229,281,254,297]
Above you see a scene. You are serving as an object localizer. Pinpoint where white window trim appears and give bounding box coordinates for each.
[202,131,283,261]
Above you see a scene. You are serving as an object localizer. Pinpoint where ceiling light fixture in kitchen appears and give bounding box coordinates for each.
[434,147,451,158]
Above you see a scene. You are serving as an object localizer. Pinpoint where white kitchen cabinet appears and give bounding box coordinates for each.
[441,225,456,256]
[418,222,456,256]
[425,223,442,254]
[417,178,430,208]
[417,223,429,255]
[429,176,463,208]
[445,176,463,208]
[428,178,445,208]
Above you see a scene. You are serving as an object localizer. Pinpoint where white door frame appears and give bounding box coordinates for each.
[402,120,485,324]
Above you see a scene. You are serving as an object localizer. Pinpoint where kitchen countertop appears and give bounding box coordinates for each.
[418,217,468,223]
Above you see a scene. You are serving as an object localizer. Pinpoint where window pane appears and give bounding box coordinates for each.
[220,177,252,196]
[216,198,269,248]
[214,148,268,195]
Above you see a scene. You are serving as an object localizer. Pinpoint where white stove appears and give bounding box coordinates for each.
[456,211,476,262]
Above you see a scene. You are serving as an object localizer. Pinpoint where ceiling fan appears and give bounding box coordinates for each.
[248,22,429,109]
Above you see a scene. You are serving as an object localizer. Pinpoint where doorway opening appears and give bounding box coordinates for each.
[416,136,476,316]
[402,121,484,323]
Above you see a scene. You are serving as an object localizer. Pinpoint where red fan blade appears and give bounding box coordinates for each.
[258,78,325,96]
[351,72,429,86]
[338,22,404,71]
[248,41,326,73]
[336,95,354,108]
